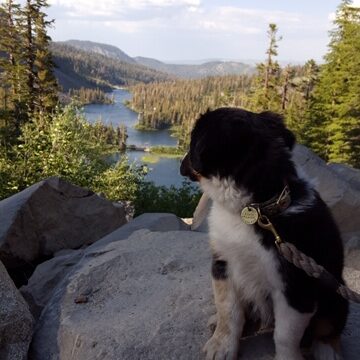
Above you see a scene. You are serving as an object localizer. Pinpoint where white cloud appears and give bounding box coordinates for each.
[328,0,360,22]
[49,0,200,17]
[192,6,301,34]
[103,18,165,33]
[328,12,336,21]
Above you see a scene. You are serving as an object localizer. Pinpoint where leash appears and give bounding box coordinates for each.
[257,215,360,303]
[240,186,360,303]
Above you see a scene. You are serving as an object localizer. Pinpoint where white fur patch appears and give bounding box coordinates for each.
[201,177,283,324]
[200,177,252,213]
[273,291,314,360]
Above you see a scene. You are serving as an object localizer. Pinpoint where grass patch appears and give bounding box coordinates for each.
[141,154,160,163]
[150,145,184,158]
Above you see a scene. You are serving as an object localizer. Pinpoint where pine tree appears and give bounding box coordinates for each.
[309,0,360,166]
[18,0,58,118]
[33,2,58,115]
[284,60,319,144]
[21,0,37,114]
[0,0,27,129]
[251,23,282,112]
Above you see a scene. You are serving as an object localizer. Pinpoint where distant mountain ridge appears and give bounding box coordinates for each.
[62,40,137,64]
[51,42,171,91]
[134,56,254,78]
[58,40,254,80]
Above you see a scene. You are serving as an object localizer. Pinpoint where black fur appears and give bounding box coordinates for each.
[212,255,228,280]
[181,107,348,341]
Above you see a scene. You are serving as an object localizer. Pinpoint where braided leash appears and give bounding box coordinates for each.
[257,215,360,304]
[278,242,360,303]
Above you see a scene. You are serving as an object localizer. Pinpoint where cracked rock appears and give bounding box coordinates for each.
[0,177,127,279]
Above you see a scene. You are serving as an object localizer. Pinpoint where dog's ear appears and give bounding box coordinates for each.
[259,111,296,150]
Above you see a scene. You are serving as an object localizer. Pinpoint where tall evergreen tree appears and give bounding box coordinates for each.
[0,0,27,130]
[309,0,360,166]
[33,1,58,115]
[18,0,58,118]
[251,23,282,112]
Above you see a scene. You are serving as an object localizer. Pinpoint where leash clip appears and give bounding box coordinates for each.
[257,215,283,246]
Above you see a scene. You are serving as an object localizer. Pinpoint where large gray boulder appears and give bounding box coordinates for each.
[0,261,34,360]
[20,249,85,319]
[293,145,360,251]
[24,212,360,360]
[21,213,189,319]
[0,177,127,270]
[29,229,214,360]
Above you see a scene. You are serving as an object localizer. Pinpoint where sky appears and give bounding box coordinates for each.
[40,0,360,63]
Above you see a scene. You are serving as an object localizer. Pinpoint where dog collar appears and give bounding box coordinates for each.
[241,185,291,225]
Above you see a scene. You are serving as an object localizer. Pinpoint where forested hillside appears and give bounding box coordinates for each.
[51,43,172,91]
[130,3,360,168]
[130,26,317,151]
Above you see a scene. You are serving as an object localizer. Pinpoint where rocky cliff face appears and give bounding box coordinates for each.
[0,145,359,359]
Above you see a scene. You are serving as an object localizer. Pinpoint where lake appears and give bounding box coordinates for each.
[84,89,187,187]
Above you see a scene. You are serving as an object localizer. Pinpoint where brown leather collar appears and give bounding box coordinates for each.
[248,185,291,217]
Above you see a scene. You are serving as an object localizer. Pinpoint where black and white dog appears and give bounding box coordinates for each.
[180,108,348,360]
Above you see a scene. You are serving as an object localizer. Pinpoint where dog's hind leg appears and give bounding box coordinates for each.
[203,278,245,360]
[273,290,314,360]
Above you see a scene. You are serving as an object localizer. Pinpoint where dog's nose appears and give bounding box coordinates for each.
[180,153,200,181]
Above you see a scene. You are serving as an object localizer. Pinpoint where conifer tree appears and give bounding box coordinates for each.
[309,0,360,166]
[33,3,58,115]
[18,0,58,118]
[21,0,37,114]
[0,0,27,129]
[251,23,282,112]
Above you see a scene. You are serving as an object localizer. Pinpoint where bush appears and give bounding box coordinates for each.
[0,104,201,220]
[0,105,145,201]
[134,180,201,218]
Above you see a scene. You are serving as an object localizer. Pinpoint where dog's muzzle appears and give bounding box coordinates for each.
[180,153,200,182]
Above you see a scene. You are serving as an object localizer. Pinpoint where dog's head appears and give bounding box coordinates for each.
[180,107,296,203]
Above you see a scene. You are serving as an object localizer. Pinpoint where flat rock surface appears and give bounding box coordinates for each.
[30,229,214,360]
[27,224,360,360]
[21,213,189,319]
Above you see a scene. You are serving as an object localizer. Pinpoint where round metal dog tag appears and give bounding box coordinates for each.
[241,206,259,225]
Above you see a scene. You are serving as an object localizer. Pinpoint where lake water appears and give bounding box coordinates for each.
[84,89,187,187]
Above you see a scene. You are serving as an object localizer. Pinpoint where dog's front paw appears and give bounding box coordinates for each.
[203,335,238,360]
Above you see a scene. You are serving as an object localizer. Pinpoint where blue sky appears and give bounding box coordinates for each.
[44,0,358,63]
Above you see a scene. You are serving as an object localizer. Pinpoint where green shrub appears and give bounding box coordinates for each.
[134,180,201,218]
[0,105,145,201]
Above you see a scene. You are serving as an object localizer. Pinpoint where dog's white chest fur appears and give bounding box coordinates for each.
[201,177,285,319]
[208,203,284,323]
